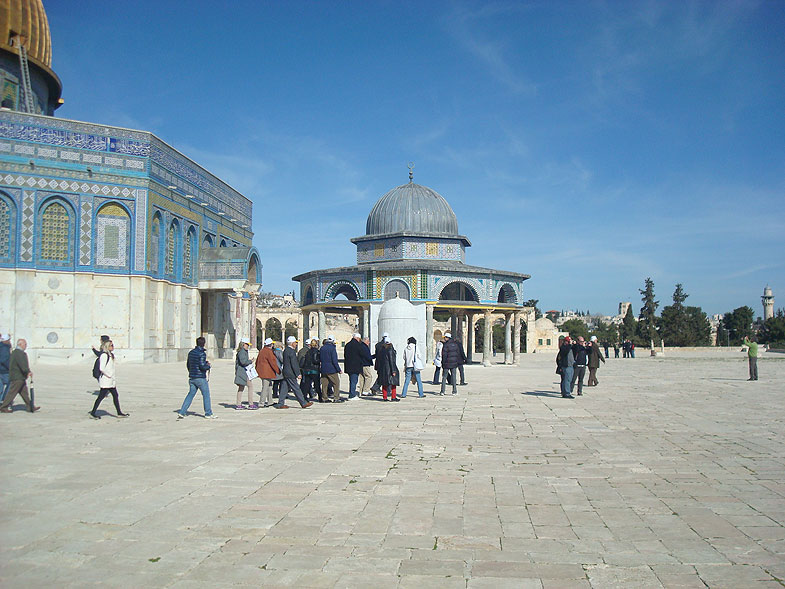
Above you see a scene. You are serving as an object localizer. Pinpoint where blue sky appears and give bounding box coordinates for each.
[46,1,784,317]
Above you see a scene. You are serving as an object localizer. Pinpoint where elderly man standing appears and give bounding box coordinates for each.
[0,332,12,403]
[343,333,364,401]
[440,332,464,396]
[359,337,374,396]
[0,339,40,413]
[275,336,313,409]
[319,335,342,403]
[587,335,605,387]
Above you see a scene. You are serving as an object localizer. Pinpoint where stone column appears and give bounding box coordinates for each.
[466,313,474,363]
[297,314,304,344]
[513,311,521,364]
[450,312,458,338]
[504,312,512,365]
[280,318,285,344]
[482,310,493,366]
[302,310,310,342]
[318,309,326,341]
[426,304,434,362]
[249,292,258,348]
[363,306,371,339]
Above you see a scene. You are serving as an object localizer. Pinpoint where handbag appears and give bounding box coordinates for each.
[413,345,424,371]
[245,363,258,380]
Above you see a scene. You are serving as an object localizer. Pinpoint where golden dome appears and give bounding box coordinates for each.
[1,0,53,68]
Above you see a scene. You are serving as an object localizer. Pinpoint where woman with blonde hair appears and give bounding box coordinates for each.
[89,340,128,419]
[234,338,256,409]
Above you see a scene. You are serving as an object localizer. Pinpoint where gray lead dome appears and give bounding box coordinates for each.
[365,182,459,236]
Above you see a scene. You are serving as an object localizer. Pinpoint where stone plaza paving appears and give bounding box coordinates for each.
[1,349,784,588]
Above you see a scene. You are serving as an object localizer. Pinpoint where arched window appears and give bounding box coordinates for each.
[248,253,260,283]
[439,281,479,302]
[40,201,72,264]
[497,284,517,304]
[0,194,16,261]
[303,286,314,306]
[184,226,196,280]
[149,212,162,274]
[166,220,181,277]
[202,234,213,249]
[96,203,130,269]
[384,279,410,300]
[220,238,227,247]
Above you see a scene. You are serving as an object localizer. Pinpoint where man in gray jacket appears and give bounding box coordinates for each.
[0,339,39,413]
[275,336,314,409]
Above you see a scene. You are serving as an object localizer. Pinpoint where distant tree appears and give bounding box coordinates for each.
[560,318,590,340]
[722,306,755,346]
[474,318,506,353]
[659,283,689,345]
[759,308,785,348]
[591,319,618,344]
[620,305,637,342]
[636,277,659,346]
[523,299,542,320]
[545,310,560,323]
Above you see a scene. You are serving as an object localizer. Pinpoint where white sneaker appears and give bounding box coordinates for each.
[205,414,218,419]
[347,395,359,401]
[177,414,185,419]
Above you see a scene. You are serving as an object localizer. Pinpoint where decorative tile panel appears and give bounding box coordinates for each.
[96,214,129,268]
[79,199,92,266]
[19,190,34,262]
[0,197,11,258]
[134,189,146,272]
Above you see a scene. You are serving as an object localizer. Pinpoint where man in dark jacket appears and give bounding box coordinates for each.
[298,338,320,400]
[276,336,313,409]
[587,336,605,386]
[177,337,214,419]
[343,333,364,400]
[440,332,465,396]
[0,332,11,403]
[0,339,39,413]
[557,336,575,398]
[571,337,588,396]
[319,335,342,403]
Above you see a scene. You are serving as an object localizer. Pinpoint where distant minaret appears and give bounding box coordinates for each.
[762,286,774,321]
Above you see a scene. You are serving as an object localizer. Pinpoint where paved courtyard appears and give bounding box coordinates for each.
[1,349,783,588]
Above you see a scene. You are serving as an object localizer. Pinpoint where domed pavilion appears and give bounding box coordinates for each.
[293,170,531,365]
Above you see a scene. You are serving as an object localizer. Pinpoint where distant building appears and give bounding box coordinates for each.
[762,286,774,321]
[0,0,261,362]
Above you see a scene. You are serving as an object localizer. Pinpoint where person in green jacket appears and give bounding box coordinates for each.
[0,339,40,413]
[743,336,759,381]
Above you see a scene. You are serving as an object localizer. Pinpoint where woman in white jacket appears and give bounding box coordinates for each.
[401,337,425,398]
[90,340,129,419]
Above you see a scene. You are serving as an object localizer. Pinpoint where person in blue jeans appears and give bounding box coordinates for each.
[178,337,216,419]
[401,337,425,398]
[0,333,12,403]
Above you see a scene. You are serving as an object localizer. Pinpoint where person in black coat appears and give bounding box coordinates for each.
[376,337,399,401]
[275,337,313,409]
[439,332,465,396]
[343,333,364,400]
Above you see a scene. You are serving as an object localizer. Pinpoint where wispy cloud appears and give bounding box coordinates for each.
[443,3,537,96]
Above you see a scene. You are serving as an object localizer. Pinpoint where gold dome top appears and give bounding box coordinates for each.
[1,0,53,68]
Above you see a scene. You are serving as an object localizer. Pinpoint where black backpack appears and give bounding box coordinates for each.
[92,354,103,380]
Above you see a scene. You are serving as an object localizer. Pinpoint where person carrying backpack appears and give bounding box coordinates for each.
[89,340,128,419]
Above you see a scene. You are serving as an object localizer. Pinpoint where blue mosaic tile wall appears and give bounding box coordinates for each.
[356,237,465,264]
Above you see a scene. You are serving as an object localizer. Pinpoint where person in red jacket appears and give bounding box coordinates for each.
[255,338,280,408]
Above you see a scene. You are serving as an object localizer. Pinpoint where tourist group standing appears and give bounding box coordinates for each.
[556,335,605,399]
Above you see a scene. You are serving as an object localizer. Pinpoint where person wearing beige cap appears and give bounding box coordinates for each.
[234,337,256,410]
[0,332,12,403]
